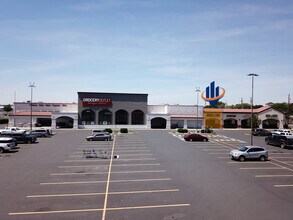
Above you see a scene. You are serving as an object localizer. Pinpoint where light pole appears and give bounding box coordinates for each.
[196,87,200,132]
[248,73,258,145]
[29,82,35,131]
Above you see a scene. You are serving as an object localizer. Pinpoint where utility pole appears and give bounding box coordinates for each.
[29,82,35,131]
[248,73,259,146]
[288,94,291,126]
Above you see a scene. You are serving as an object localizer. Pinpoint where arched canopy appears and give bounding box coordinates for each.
[262,119,279,129]
[131,110,144,125]
[56,116,74,128]
[151,117,167,129]
[99,109,112,125]
[115,109,128,125]
[81,109,95,125]
[205,118,221,129]
[224,118,238,128]
[241,119,250,128]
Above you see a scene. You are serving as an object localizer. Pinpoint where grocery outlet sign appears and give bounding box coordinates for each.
[82,98,112,107]
[201,81,225,107]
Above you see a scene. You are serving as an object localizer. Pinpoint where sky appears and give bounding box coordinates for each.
[0,0,292,106]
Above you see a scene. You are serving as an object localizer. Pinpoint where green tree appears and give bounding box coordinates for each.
[3,104,12,114]
[247,114,261,128]
[204,101,226,108]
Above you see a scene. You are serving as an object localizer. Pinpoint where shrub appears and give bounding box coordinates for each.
[0,118,9,124]
[120,128,128,133]
[104,128,113,133]
[177,128,188,133]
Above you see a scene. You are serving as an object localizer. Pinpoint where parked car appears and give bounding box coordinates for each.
[0,127,26,134]
[30,129,50,137]
[265,134,293,149]
[252,128,271,136]
[184,133,208,142]
[39,128,53,136]
[201,128,213,133]
[272,129,292,135]
[1,132,37,144]
[86,133,112,141]
[0,137,17,153]
[230,146,268,162]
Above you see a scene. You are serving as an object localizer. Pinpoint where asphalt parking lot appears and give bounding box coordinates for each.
[0,129,293,220]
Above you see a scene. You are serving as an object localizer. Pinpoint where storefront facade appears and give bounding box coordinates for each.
[204,106,285,129]
[77,92,148,129]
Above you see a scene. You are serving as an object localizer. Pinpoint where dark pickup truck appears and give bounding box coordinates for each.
[0,132,37,144]
[265,134,293,149]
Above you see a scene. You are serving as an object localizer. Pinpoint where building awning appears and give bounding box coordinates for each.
[171,114,203,119]
[9,111,52,117]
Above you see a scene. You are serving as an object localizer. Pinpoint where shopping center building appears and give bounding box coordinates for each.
[8,92,284,130]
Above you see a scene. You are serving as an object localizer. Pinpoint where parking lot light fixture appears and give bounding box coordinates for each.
[29,82,35,131]
[196,87,201,132]
[247,73,259,145]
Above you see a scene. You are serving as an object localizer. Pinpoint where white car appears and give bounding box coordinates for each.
[0,137,16,153]
[272,129,292,135]
[230,146,268,162]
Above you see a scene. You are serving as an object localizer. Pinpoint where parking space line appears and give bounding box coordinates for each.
[69,153,153,158]
[8,203,190,216]
[78,147,148,150]
[269,153,291,155]
[27,189,179,198]
[58,164,161,168]
[102,134,116,220]
[240,167,284,170]
[270,158,293,168]
[40,178,172,185]
[50,170,166,176]
[208,153,228,155]
[274,184,293,187]
[270,157,293,159]
[255,175,293,178]
[268,160,293,172]
[64,158,157,162]
[227,161,273,164]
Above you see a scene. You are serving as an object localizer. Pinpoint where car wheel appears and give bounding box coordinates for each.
[280,143,285,149]
[265,139,270,145]
[239,156,245,162]
[28,140,31,144]
[259,155,266,162]
[0,147,4,154]
[104,138,108,141]
[189,139,192,142]
[203,138,207,142]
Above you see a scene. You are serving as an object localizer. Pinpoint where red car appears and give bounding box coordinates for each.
[184,133,208,142]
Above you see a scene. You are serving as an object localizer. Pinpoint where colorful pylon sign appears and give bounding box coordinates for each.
[201,81,226,107]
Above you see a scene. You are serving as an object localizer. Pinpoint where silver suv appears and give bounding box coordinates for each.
[230,146,268,162]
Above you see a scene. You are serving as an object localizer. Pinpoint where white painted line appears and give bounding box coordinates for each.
[8,204,190,216]
[27,189,179,198]
[255,175,293,178]
[50,170,166,176]
[40,178,172,185]
[58,164,161,168]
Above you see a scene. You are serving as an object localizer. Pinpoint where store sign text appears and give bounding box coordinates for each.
[82,98,112,107]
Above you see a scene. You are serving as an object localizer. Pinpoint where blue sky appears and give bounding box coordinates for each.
[0,0,292,106]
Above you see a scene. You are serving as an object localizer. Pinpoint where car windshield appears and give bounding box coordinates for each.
[239,146,248,152]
